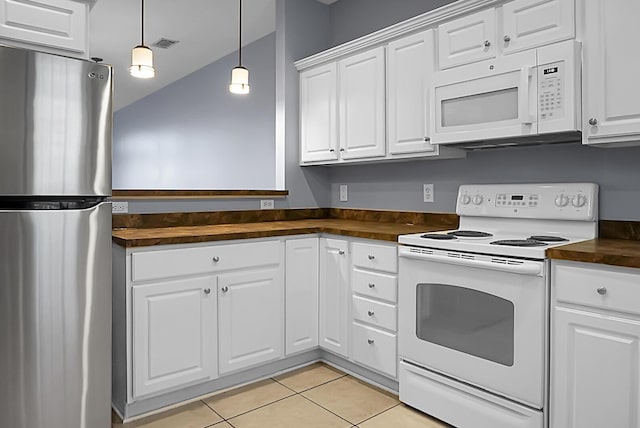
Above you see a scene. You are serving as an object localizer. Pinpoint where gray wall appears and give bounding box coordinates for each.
[329,0,455,46]
[113,33,276,190]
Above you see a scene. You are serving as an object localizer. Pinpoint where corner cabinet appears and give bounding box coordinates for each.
[581,0,640,147]
[319,238,350,357]
[0,0,89,58]
[550,261,640,428]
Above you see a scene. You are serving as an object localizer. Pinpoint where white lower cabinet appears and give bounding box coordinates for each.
[132,276,217,399]
[551,261,640,428]
[319,238,350,357]
[218,266,284,374]
[285,238,319,355]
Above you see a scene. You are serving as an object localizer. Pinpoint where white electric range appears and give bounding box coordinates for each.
[398,183,599,428]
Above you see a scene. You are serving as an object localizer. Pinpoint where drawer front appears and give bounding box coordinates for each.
[554,262,640,316]
[352,295,397,332]
[352,242,398,273]
[352,322,397,378]
[352,269,397,303]
[132,241,282,283]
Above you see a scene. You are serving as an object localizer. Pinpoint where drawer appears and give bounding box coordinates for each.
[352,295,397,332]
[554,262,640,316]
[352,242,397,273]
[351,322,397,378]
[352,269,397,303]
[132,240,282,283]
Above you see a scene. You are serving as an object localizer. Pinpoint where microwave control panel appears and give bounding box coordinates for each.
[538,61,564,121]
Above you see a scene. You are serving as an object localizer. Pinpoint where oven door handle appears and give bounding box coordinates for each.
[399,247,543,276]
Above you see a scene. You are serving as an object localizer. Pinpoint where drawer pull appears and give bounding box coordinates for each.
[213,256,220,263]
[368,282,375,288]
[367,310,375,317]
[597,287,607,295]
[221,286,229,293]
[368,254,375,260]
[367,339,375,345]
[338,250,345,256]
[204,288,211,295]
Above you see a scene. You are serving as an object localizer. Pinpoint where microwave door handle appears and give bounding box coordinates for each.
[519,67,534,125]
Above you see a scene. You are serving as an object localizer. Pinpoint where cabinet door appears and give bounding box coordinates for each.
[438,8,496,69]
[132,276,217,398]
[582,0,640,146]
[338,47,386,160]
[0,0,88,55]
[285,238,319,355]
[502,0,574,55]
[319,238,349,357]
[218,266,284,374]
[387,30,437,155]
[551,307,640,428]
[300,63,339,163]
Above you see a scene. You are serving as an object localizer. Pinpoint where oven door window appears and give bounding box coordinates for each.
[416,283,514,366]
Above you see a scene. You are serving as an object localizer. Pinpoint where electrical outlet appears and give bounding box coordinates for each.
[260,199,275,210]
[112,201,129,214]
[339,185,348,202]
[423,184,434,203]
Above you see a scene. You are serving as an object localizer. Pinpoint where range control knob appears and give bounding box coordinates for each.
[572,194,587,208]
[472,194,484,205]
[555,194,570,207]
[460,194,471,205]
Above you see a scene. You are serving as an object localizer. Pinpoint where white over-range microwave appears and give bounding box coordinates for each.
[430,40,581,149]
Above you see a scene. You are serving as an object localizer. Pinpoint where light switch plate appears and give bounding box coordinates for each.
[423,184,434,203]
[339,185,348,202]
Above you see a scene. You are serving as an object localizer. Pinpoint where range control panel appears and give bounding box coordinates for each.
[457,183,598,221]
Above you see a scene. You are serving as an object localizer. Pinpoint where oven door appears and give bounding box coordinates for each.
[430,49,538,145]
[398,247,547,408]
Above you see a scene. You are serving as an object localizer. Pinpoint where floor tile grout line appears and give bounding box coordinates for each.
[201,399,226,423]
[217,392,297,422]
[354,402,402,425]
[298,392,362,426]
[272,373,348,394]
[270,376,299,393]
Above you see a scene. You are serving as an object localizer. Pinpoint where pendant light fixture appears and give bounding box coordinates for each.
[129,0,155,79]
[229,0,250,94]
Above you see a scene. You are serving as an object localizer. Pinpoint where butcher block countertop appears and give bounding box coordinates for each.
[547,239,640,269]
[112,209,459,248]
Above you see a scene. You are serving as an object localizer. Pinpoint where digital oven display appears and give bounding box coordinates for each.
[511,195,524,201]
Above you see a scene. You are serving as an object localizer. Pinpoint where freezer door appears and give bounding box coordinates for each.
[0,45,112,197]
[0,202,112,428]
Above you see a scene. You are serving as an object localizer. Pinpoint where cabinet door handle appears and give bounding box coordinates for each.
[367,339,375,345]
[589,118,598,126]
[503,35,511,42]
[484,40,491,47]
[597,287,607,295]
[367,310,375,317]
[221,286,229,293]
[213,256,220,263]
[368,282,375,288]
[368,254,375,260]
[329,149,335,152]
[204,288,211,295]
[338,250,345,255]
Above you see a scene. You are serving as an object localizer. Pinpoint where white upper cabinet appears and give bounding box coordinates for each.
[300,63,339,162]
[338,46,386,160]
[581,0,640,147]
[0,0,88,58]
[387,30,437,155]
[438,9,496,69]
[502,0,574,55]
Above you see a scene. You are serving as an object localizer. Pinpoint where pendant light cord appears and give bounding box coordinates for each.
[141,0,145,46]
[238,0,242,66]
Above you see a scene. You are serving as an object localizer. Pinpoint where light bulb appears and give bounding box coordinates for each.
[229,66,250,94]
[129,45,155,79]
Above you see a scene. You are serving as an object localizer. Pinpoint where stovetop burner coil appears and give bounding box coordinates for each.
[420,233,457,240]
[490,239,549,247]
[527,235,569,242]
[447,230,494,238]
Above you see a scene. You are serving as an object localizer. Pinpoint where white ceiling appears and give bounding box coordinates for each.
[89,0,276,111]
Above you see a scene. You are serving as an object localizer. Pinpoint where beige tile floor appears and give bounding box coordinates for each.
[113,363,452,428]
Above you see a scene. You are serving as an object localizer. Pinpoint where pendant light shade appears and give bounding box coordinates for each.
[229,0,249,94]
[130,0,155,79]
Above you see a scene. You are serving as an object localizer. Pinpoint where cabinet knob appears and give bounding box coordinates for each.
[367,339,375,345]
[484,40,491,47]
[204,288,211,295]
[368,282,375,288]
[221,286,229,293]
[597,287,607,295]
[367,310,375,317]
[423,137,431,142]
[503,35,511,42]
[368,254,375,260]
[339,148,345,152]
[588,118,598,126]
[329,149,335,152]
[213,256,220,263]
[338,250,345,255]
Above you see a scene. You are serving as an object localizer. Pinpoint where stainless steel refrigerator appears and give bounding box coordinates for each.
[0,45,112,428]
